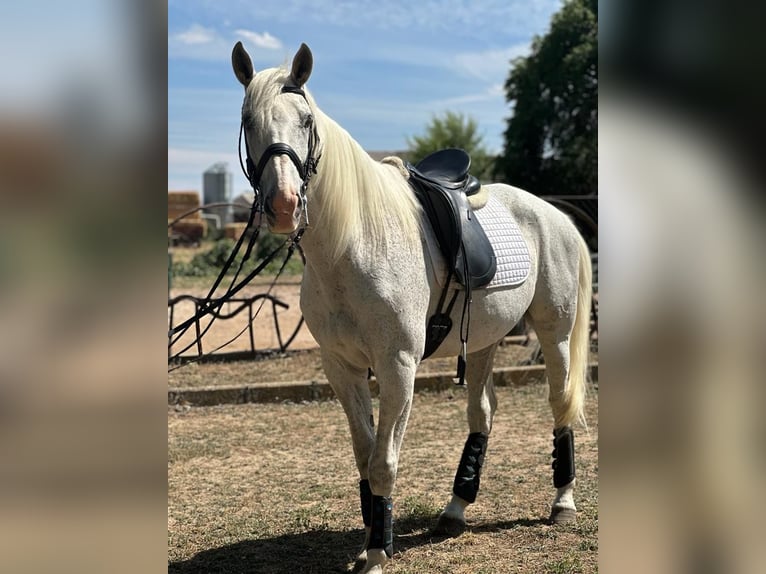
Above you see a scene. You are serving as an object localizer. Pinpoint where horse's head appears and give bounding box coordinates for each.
[232,42,319,234]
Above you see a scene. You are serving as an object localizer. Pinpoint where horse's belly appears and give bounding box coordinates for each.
[426,286,533,359]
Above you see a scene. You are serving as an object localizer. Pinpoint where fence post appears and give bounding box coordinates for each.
[168,251,173,296]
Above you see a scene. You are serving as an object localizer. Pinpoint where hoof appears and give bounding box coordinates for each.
[349,549,366,573]
[549,507,577,524]
[433,513,467,537]
[357,549,387,574]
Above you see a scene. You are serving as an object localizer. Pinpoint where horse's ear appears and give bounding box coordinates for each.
[232,41,255,87]
[289,43,313,87]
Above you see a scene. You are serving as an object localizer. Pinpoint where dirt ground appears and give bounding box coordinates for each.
[168,384,598,573]
[169,280,314,357]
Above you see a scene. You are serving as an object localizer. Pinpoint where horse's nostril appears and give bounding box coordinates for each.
[271,190,299,214]
[263,200,276,218]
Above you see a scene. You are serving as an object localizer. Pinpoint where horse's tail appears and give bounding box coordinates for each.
[558,233,592,429]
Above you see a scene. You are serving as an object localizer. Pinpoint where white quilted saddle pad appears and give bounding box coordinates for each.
[427,194,531,289]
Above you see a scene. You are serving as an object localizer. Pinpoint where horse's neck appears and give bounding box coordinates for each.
[303,114,378,260]
[302,111,421,268]
[313,112,376,198]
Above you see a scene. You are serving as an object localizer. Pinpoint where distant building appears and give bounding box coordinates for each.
[232,191,256,222]
[203,162,233,228]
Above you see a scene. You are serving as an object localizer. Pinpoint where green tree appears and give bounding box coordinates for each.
[407,111,494,181]
[497,0,597,196]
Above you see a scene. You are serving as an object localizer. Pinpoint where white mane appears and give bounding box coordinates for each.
[311,108,422,260]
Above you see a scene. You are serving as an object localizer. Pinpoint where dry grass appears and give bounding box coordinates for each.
[168,383,598,573]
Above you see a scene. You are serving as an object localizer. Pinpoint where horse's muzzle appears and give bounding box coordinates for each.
[265,190,301,233]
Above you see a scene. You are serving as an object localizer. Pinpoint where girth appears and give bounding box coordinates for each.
[407,148,497,383]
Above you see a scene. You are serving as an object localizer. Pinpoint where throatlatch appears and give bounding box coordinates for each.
[453,432,488,504]
[368,495,393,558]
[552,426,575,488]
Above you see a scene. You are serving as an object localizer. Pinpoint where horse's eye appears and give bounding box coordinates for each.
[303,114,313,129]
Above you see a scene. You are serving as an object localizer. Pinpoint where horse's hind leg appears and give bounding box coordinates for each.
[435,343,498,536]
[525,313,581,524]
[526,230,591,524]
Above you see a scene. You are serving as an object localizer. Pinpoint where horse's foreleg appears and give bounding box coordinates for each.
[436,343,498,536]
[320,353,376,560]
[363,352,417,572]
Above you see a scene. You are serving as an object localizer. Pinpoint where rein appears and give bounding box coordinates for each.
[168,84,320,370]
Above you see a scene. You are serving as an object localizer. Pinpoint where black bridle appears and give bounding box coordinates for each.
[238,84,321,226]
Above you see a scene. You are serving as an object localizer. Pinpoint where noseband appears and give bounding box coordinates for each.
[238,85,321,226]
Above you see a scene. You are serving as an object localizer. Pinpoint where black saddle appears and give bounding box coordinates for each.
[407,148,497,380]
[408,148,495,289]
[412,148,482,196]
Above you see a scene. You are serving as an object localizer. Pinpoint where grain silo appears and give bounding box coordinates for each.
[202,162,232,228]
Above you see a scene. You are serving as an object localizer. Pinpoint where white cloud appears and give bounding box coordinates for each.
[343,41,530,85]
[169,23,228,61]
[175,24,216,45]
[237,0,562,38]
[234,30,283,51]
[429,84,505,107]
[453,44,530,82]
[169,26,285,62]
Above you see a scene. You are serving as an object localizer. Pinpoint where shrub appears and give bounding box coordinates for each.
[172,236,303,278]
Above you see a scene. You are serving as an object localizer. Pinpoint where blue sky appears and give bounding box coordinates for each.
[168,0,564,192]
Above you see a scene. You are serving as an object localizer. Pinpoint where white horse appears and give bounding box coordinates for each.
[232,42,592,573]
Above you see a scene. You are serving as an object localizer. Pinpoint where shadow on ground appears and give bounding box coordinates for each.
[169,528,359,574]
[169,514,548,573]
